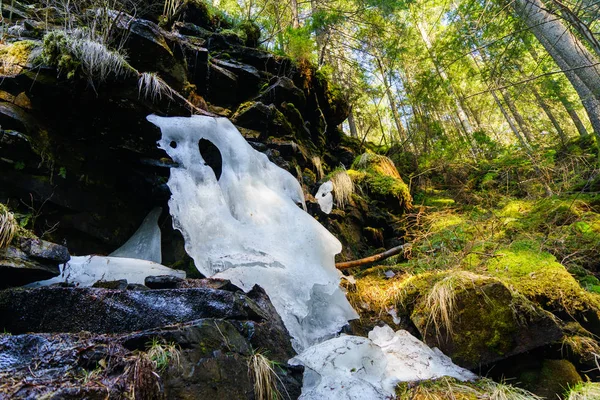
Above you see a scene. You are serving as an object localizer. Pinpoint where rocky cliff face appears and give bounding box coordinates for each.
[0,0,356,270]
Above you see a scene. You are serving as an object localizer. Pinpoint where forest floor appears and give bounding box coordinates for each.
[346,143,600,398]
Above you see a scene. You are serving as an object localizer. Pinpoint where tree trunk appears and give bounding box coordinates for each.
[290,0,299,28]
[525,43,590,137]
[551,0,600,58]
[348,106,358,138]
[416,21,474,138]
[375,57,408,146]
[513,0,600,102]
[500,89,535,144]
[531,85,568,144]
[560,96,589,137]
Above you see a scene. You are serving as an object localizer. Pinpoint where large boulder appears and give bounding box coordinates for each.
[0,279,301,399]
[407,272,563,369]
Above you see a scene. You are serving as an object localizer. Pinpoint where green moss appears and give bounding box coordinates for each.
[408,272,525,367]
[238,20,261,47]
[41,31,80,79]
[349,153,413,210]
[0,40,37,75]
[219,29,246,43]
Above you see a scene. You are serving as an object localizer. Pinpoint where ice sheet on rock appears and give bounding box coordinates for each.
[148,115,358,351]
[109,207,162,263]
[315,181,333,214]
[291,326,476,400]
[25,255,185,287]
[290,335,392,400]
[369,325,477,393]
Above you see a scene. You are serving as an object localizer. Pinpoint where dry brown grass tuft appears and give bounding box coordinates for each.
[330,168,354,209]
[355,153,401,179]
[311,156,324,180]
[423,271,481,341]
[0,207,17,249]
[248,351,282,400]
[138,72,175,102]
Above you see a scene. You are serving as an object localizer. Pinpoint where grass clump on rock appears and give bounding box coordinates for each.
[0,204,17,249]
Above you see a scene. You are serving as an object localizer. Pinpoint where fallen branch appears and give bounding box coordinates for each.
[335,244,407,270]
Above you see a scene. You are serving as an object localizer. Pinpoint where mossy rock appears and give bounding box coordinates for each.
[350,152,412,212]
[468,240,600,335]
[408,271,562,369]
[238,20,261,47]
[519,359,582,399]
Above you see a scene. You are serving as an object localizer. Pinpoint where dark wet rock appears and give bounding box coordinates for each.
[144,274,184,289]
[259,77,306,110]
[182,41,209,94]
[232,101,294,139]
[17,237,70,263]
[0,238,68,288]
[0,285,267,334]
[212,58,264,99]
[0,331,163,400]
[174,21,213,39]
[116,17,189,90]
[207,62,238,106]
[0,277,300,399]
[127,283,151,291]
[92,279,129,290]
[0,314,301,400]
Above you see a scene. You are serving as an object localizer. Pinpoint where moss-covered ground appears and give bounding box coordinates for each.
[345,142,600,398]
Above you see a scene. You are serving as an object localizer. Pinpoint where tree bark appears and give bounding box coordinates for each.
[290,0,299,28]
[513,0,600,103]
[500,89,535,144]
[551,0,600,58]
[348,105,358,138]
[531,85,568,143]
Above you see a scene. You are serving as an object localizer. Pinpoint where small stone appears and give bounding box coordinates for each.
[92,279,128,290]
[145,275,185,289]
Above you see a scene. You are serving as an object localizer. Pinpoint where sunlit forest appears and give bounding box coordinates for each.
[3,0,600,398]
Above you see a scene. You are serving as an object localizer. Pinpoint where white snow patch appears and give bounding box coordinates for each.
[148,115,358,351]
[315,181,334,214]
[110,207,162,263]
[25,255,185,287]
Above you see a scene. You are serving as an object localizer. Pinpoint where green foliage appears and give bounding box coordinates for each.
[285,27,314,62]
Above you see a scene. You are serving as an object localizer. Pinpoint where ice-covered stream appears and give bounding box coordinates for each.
[149,115,475,399]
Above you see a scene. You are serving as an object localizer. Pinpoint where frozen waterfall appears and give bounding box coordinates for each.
[149,114,358,351]
[149,115,475,399]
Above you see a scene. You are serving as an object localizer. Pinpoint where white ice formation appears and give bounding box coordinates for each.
[291,326,476,400]
[25,255,185,287]
[149,114,475,398]
[109,207,162,263]
[148,114,358,351]
[315,181,334,214]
